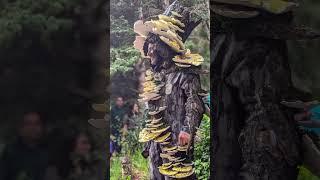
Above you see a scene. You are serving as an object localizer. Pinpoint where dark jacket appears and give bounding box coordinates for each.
[110,106,127,138]
[0,138,49,180]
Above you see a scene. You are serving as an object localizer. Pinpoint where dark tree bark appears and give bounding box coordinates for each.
[211,14,304,180]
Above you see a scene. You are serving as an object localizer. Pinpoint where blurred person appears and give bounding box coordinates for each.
[0,111,49,180]
[110,96,127,153]
[111,96,127,135]
[45,131,103,180]
[123,102,141,132]
[121,102,144,155]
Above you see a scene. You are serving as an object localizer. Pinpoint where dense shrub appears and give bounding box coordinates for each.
[194,115,210,180]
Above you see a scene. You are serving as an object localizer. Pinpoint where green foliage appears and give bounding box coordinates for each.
[194,115,210,180]
[110,0,141,80]
[121,128,144,156]
[120,110,146,155]
[185,22,210,90]
[184,0,210,23]
[110,151,149,180]
[110,46,140,75]
[131,150,149,177]
[298,166,320,180]
[110,0,139,48]
[110,0,139,25]
[110,15,135,48]
[110,156,122,180]
[0,0,77,50]
[111,113,148,179]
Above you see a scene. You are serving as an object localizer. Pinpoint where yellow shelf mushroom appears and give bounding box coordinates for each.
[159,36,186,53]
[172,165,193,173]
[163,146,178,152]
[158,15,185,27]
[173,53,204,66]
[159,168,178,176]
[91,103,106,113]
[154,132,172,143]
[170,169,195,179]
[152,126,170,134]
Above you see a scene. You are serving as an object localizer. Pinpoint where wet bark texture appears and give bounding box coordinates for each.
[211,15,303,180]
[149,142,164,180]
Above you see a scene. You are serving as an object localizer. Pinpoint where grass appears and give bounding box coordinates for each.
[110,151,149,180]
[110,155,122,180]
[131,151,149,177]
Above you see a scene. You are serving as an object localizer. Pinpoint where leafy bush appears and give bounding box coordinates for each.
[120,112,145,155]
[121,128,143,156]
[110,46,140,75]
[110,15,135,48]
[0,0,77,51]
[194,114,210,180]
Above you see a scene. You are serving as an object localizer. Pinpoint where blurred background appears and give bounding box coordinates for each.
[110,0,210,179]
[289,1,320,180]
[0,0,107,180]
[289,1,320,100]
